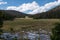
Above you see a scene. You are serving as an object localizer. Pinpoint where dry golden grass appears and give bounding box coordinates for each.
[2,19,60,32]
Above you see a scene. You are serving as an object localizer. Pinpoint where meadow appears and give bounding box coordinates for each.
[2,18,60,32]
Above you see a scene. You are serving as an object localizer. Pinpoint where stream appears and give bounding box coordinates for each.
[0,30,51,40]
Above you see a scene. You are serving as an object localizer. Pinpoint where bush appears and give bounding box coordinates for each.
[0,11,3,28]
[51,23,60,40]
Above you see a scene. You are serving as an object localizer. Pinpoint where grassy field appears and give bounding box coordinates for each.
[2,18,60,32]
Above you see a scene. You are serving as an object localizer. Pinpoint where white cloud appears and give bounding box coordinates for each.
[7,1,40,12]
[6,6,17,10]
[7,0,60,14]
[28,0,60,14]
[0,2,7,5]
[0,0,7,5]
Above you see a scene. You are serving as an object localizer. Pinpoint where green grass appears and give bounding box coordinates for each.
[2,18,60,32]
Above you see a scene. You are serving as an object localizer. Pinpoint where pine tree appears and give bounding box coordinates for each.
[0,11,3,35]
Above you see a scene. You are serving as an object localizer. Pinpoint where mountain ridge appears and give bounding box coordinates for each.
[0,5,60,19]
[32,6,60,19]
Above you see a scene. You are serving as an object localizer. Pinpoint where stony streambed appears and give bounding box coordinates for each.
[0,30,51,40]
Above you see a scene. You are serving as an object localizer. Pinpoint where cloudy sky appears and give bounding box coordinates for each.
[0,0,60,14]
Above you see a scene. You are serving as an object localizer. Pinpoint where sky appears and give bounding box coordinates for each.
[0,0,60,14]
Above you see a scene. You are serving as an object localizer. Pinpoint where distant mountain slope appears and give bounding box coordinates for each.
[0,6,60,20]
[0,10,27,20]
[33,6,60,19]
[3,10,27,17]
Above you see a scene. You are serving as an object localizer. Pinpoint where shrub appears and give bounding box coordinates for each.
[51,23,60,40]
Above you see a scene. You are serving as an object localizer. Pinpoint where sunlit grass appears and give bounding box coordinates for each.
[2,18,60,32]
